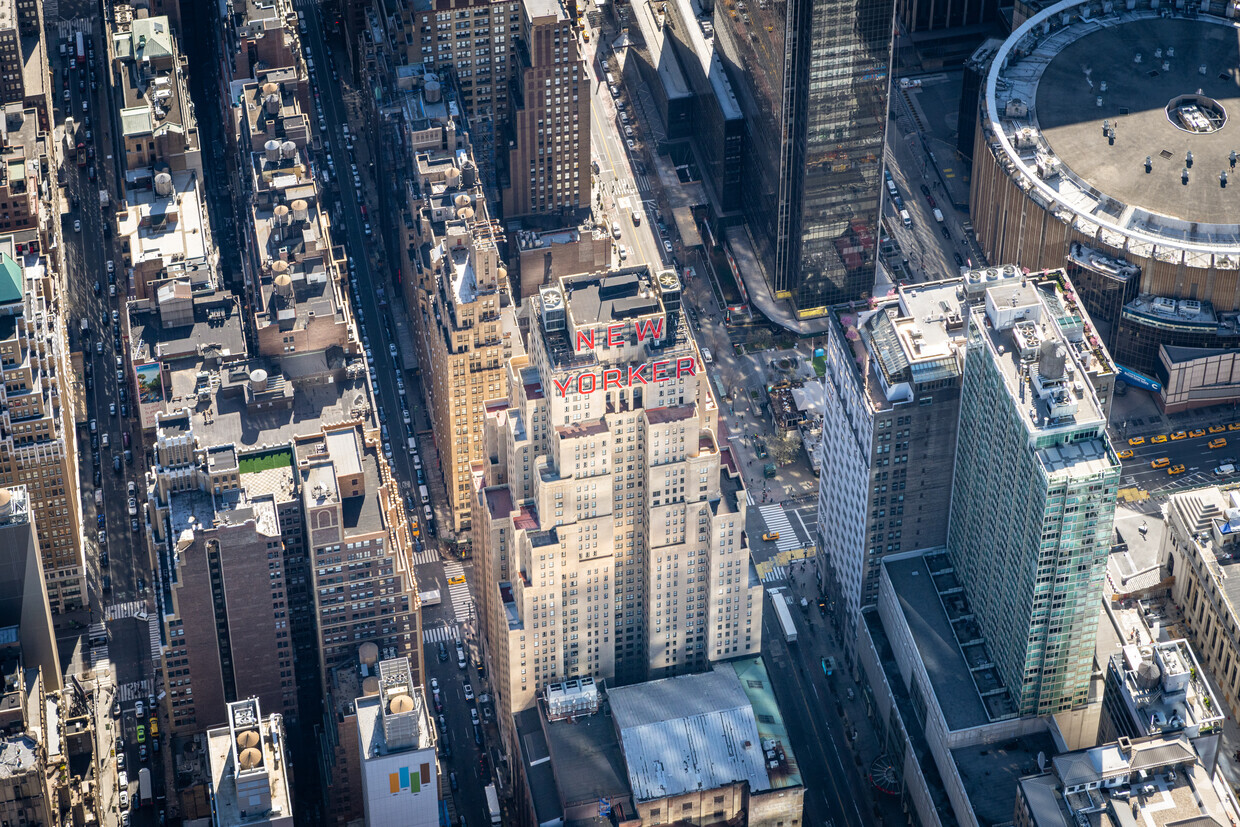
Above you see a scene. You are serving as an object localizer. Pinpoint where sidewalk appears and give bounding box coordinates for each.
[782,559,907,824]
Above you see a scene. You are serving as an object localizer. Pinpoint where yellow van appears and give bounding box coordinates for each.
[1151,458,1171,469]
[1210,438,1228,450]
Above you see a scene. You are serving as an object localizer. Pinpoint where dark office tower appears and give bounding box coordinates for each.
[716,0,895,317]
[0,486,60,692]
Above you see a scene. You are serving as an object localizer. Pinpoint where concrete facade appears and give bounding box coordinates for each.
[1161,486,1240,722]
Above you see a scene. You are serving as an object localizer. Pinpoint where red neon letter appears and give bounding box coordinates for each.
[606,324,624,347]
[576,329,595,351]
[603,369,623,390]
[578,372,597,394]
[676,357,697,378]
[627,363,649,386]
[553,376,574,397]
[635,318,664,343]
[652,360,670,383]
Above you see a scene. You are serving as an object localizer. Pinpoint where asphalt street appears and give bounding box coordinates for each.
[586,40,669,272]
[884,88,984,283]
[295,4,496,824]
[51,14,163,826]
[1118,423,1240,493]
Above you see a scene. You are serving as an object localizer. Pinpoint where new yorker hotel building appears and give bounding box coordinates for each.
[474,267,762,754]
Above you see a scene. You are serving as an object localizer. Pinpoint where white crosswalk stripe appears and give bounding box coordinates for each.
[762,566,788,584]
[147,614,162,664]
[422,624,461,644]
[117,680,151,704]
[443,561,474,622]
[105,601,144,620]
[759,504,800,551]
[409,548,440,567]
[635,174,650,193]
[90,646,109,668]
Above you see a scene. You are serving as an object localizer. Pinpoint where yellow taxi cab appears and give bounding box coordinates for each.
[1128,436,1146,446]
[1151,434,1168,443]
[1118,449,1134,459]
[1170,430,1188,440]
[1151,457,1171,469]
[150,718,159,737]
[1169,465,1187,475]
[1230,422,1240,431]
[762,532,780,542]
[447,574,467,586]
[1189,428,1207,438]
[1211,438,1228,450]
[1209,425,1226,434]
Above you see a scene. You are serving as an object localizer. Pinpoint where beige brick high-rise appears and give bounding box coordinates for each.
[0,246,83,613]
[475,267,762,754]
[404,0,519,120]
[407,149,522,534]
[502,0,589,218]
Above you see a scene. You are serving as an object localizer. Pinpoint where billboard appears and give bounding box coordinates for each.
[134,361,165,429]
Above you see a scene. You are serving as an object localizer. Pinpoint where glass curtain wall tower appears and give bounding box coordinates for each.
[717,0,895,316]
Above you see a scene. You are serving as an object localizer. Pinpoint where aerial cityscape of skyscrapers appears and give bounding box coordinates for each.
[6,0,1240,824]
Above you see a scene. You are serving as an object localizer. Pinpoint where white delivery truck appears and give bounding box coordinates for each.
[933,208,944,223]
[485,783,501,825]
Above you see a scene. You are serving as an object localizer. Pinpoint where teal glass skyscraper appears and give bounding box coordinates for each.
[948,282,1121,715]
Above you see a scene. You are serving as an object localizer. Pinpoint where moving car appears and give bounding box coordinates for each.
[1168,464,1187,475]
[762,532,780,541]
[1210,438,1228,450]
[1150,457,1171,469]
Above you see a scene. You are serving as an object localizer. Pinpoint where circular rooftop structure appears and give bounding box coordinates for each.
[1030,16,1240,228]
[975,0,1240,314]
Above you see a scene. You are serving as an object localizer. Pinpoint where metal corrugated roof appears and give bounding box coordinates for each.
[610,670,770,802]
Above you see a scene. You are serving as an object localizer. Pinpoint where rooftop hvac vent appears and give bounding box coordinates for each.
[389,693,415,714]
[236,729,260,749]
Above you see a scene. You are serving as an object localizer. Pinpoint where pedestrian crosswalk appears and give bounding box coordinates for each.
[762,566,788,584]
[90,645,109,668]
[443,560,474,622]
[758,504,801,552]
[422,624,461,644]
[147,613,162,665]
[105,601,144,621]
[409,547,440,567]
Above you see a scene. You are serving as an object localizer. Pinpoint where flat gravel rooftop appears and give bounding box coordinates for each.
[1035,17,1240,225]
